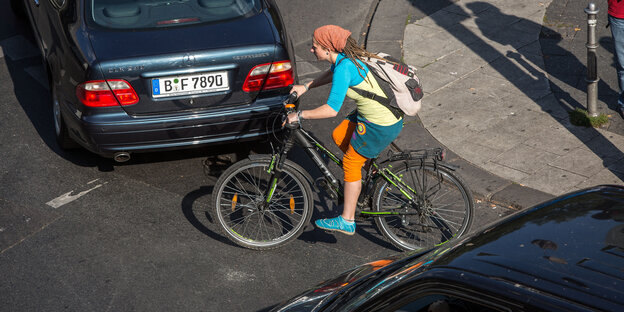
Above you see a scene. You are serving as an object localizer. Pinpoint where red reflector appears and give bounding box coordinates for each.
[76,79,139,107]
[242,61,293,92]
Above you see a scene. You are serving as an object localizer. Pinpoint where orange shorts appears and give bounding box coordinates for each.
[332,119,368,182]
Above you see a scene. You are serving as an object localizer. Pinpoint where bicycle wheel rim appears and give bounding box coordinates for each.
[215,162,310,248]
[375,164,473,251]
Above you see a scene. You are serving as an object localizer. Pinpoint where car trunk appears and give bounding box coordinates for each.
[88,12,278,116]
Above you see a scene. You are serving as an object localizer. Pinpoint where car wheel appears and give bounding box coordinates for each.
[10,0,26,19]
[52,86,78,150]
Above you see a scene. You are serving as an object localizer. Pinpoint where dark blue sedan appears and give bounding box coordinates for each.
[14,0,295,161]
[273,185,624,311]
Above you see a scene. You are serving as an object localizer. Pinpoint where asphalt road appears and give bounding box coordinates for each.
[0,1,516,311]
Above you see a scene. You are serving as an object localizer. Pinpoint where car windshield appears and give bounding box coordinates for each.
[89,0,261,29]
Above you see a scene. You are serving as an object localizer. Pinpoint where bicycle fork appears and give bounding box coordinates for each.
[262,139,295,208]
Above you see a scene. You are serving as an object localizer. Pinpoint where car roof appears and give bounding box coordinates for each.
[273,186,624,311]
[421,185,624,309]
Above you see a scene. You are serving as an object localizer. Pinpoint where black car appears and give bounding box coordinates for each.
[13,0,295,161]
[273,185,624,311]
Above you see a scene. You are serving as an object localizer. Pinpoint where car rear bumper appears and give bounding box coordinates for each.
[64,97,284,157]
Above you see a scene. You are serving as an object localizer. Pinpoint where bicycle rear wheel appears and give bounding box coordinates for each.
[373,162,474,251]
[212,158,313,250]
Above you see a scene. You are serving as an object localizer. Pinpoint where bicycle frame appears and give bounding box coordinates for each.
[264,121,448,217]
[265,125,344,202]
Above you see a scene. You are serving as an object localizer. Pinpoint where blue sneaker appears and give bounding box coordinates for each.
[315,216,356,235]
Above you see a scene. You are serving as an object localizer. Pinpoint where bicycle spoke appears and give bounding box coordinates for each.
[214,159,312,249]
[374,163,473,251]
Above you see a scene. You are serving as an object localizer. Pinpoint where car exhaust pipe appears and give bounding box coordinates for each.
[113,152,131,163]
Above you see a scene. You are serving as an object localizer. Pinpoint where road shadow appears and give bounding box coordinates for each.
[404,0,624,188]
[180,185,239,247]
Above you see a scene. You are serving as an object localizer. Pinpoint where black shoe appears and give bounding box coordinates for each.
[619,107,624,119]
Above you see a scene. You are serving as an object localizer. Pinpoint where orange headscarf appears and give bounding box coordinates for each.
[313,25,352,53]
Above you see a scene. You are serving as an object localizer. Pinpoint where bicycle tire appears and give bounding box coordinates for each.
[212,158,313,250]
[372,162,474,251]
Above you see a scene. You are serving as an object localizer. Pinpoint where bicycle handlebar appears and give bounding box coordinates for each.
[283,91,298,112]
[282,91,299,129]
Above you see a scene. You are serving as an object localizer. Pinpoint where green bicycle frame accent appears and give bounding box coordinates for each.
[266,177,279,203]
[267,154,277,174]
[314,142,342,165]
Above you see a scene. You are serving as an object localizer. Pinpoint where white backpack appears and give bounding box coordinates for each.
[352,53,423,117]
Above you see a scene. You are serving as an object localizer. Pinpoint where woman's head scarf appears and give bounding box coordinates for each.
[313,25,352,53]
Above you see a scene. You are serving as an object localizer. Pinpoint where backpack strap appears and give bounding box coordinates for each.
[351,68,403,119]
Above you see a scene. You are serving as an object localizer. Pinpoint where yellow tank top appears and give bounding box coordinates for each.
[346,72,402,126]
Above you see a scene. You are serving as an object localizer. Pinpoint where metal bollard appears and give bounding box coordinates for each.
[586,2,599,117]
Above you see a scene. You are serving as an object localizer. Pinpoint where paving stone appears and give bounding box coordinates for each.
[427,120,481,147]
[409,26,478,59]
[518,40,545,57]
[530,93,571,119]
[468,124,536,152]
[522,125,588,156]
[540,37,576,56]
[574,167,624,190]
[479,53,551,93]
[452,141,507,166]
[421,86,479,111]
[577,135,624,172]
[481,161,531,183]
[549,144,624,178]
[461,40,506,65]
[519,164,588,195]
[492,144,560,174]
[422,47,486,78]
[416,67,461,93]
[606,160,624,175]
[443,0,489,17]
[543,54,585,75]
[413,8,467,30]
[445,103,514,132]
[489,107,562,136]
[547,72,585,97]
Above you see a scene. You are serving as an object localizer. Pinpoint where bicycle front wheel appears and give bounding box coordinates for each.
[212,158,313,250]
[373,162,474,251]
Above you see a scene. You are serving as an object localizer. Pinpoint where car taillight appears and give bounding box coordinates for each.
[242,61,294,92]
[76,79,139,107]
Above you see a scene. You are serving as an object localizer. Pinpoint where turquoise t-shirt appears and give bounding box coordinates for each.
[327,53,367,111]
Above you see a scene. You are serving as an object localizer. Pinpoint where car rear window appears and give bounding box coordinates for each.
[89,0,261,29]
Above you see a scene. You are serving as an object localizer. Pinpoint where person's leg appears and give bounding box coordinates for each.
[340,145,367,221]
[332,119,356,153]
[315,145,367,235]
[609,15,624,110]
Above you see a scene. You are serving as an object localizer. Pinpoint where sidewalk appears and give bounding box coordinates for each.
[366,0,624,207]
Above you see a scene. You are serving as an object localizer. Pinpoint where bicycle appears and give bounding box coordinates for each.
[211,93,474,251]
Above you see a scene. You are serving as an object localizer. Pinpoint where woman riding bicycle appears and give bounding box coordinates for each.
[287,25,404,236]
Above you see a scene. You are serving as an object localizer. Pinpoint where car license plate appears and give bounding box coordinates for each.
[151,71,229,98]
